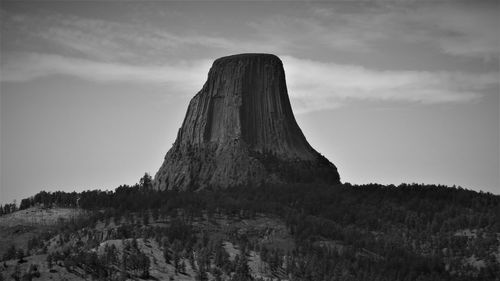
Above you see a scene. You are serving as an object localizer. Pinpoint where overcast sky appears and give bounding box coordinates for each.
[1,0,499,204]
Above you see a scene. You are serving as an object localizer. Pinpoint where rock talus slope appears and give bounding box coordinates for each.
[154,53,340,190]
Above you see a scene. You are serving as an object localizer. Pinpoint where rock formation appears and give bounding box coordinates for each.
[154,53,340,190]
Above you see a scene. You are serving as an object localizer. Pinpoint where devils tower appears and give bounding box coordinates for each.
[154,53,340,190]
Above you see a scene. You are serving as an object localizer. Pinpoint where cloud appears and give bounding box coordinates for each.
[3,1,497,67]
[250,2,499,59]
[418,4,499,59]
[365,2,499,59]
[1,53,212,94]
[2,2,496,114]
[2,53,496,113]
[248,14,379,53]
[282,56,498,113]
[44,15,244,60]
[1,9,274,63]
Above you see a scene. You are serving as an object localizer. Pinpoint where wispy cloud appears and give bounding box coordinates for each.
[1,9,273,63]
[419,4,499,59]
[3,1,497,65]
[1,2,497,114]
[1,53,212,94]
[2,53,496,113]
[248,14,380,53]
[43,14,245,60]
[283,56,498,113]
[250,2,500,59]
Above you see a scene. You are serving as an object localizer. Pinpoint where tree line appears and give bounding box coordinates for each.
[4,173,499,280]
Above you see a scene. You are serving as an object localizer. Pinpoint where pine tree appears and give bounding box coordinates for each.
[163,247,171,264]
[180,260,187,274]
[46,254,53,269]
[11,264,20,281]
[16,249,24,261]
[139,173,153,191]
[196,268,208,281]
[233,253,252,281]
[173,252,180,274]
[3,245,16,261]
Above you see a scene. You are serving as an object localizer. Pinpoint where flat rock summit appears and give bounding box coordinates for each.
[154,53,340,190]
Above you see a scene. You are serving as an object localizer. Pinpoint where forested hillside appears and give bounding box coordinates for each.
[1,175,498,281]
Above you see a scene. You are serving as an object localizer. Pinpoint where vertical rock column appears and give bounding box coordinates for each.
[154,53,340,190]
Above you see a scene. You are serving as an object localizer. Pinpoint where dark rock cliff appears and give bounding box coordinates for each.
[154,53,340,190]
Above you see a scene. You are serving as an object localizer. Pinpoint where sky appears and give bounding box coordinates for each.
[0,0,499,205]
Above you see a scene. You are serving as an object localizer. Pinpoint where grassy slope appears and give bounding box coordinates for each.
[0,207,84,257]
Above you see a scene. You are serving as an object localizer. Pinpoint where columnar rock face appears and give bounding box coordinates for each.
[154,53,340,190]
